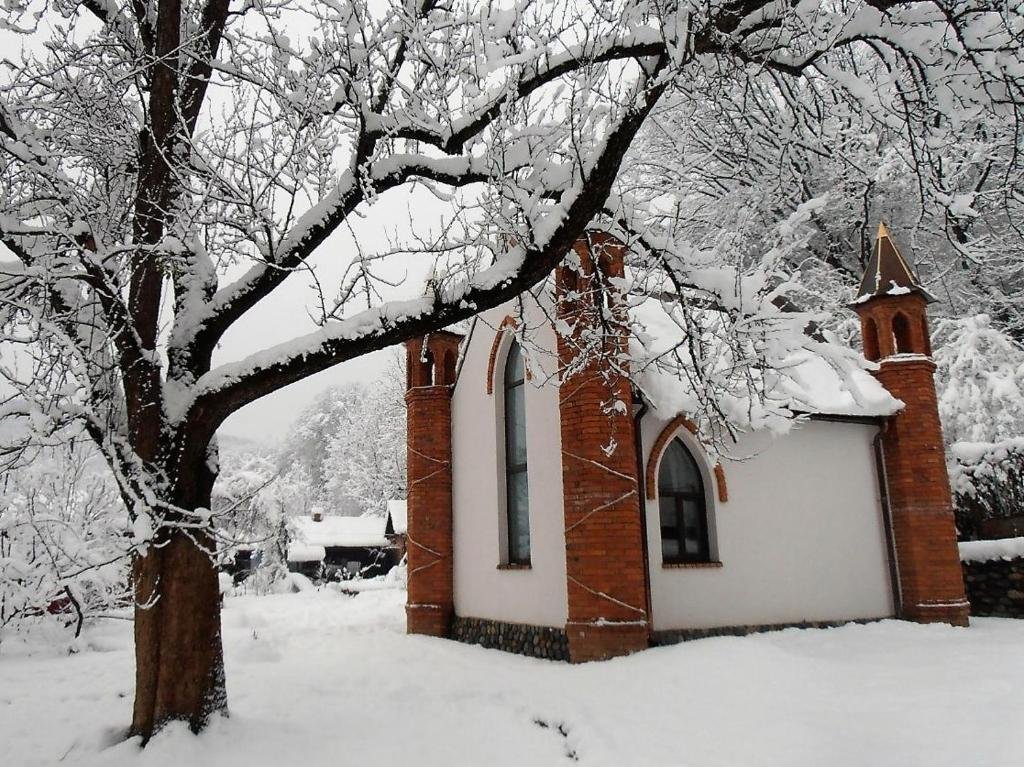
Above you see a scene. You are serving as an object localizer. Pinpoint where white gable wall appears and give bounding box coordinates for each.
[450,303,568,627]
[641,415,896,631]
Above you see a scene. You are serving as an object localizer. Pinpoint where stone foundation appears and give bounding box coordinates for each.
[450,616,570,660]
[962,557,1024,618]
[651,617,884,645]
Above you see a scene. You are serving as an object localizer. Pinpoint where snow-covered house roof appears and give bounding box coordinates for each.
[287,543,327,563]
[630,297,901,423]
[771,354,899,418]
[386,500,407,535]
[290,514,390,549]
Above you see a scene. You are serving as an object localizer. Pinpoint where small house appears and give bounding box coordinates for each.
[287,509,401,580]
[385,499,408,560]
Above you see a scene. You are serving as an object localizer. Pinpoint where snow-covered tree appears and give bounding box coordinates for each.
[621,45,1024,342]
[211,437,276,558]
[323,374,406,517]
[282,364,406,516]
[0,0,1021,738]
[935,316,1024,538]
[278,386,368,508]
[934,315,1024,445]
[0,437,129,641]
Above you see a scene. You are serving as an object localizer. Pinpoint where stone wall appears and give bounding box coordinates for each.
[652,618,877,645]
[962,557,1024,618]
[450,616,569,661]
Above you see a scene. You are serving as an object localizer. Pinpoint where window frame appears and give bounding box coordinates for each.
[502,339,531,566]
[657,438,712,565]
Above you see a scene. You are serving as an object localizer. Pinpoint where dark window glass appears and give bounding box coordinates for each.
[504,341,530,564]
[657,439,711,563]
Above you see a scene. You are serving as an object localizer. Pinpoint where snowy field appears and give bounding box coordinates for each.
[2,585,1022,767]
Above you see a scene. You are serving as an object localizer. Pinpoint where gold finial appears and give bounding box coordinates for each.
[877,220,890,239]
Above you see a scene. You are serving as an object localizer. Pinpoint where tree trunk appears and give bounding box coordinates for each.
[130,478,226,740]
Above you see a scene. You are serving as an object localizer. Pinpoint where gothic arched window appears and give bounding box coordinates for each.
[658,439,711,563]
[503,340,531,564]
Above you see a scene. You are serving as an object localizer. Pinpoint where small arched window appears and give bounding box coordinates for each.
[407,347,433,389]
[892,312,913,354]
[441,349,456,385]
[503,341,531,564]
[658,439,711,563]
[862,317,880,361]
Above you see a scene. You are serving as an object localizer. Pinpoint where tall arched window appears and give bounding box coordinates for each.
[503,340,531,564]
[658,439,711,563]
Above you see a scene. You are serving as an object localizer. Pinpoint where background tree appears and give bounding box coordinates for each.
[0,0,1021,740]
[933,315,1024,446]
[621,40,1024,343]
[0,435,130,642]
[280,363,407,517]
[210,436,277,567]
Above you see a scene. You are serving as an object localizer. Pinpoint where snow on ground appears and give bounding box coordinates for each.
[2,585,1023,767]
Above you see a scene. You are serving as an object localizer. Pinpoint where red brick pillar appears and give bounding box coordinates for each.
[556,231,650,661]
[404,332,462,636]
[855,294,969,626]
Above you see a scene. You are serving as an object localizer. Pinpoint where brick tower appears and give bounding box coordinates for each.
[556,231,650,661]
[404,330,463,636]
[853,222,969,626]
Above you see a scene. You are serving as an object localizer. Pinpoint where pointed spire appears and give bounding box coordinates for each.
[855,220,935,303]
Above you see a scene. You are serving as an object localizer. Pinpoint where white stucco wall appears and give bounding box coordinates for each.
[450,301,568,627]
[450,296,895,632]
[641,415,896,631]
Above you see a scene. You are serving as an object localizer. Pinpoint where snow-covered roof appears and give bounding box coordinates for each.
[387,500,407,535]
[287,543,327,563]
[773,353,901,418]
[290,514,389,548]
[631,298,901,423]
[959,537,1024,564]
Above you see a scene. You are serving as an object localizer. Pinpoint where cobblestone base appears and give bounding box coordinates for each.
[962,557,1024,618]
[450,616,570,661]
[652,617,883,645]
